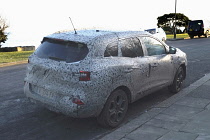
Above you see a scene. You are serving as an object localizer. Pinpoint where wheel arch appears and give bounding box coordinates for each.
[115,86,132,103]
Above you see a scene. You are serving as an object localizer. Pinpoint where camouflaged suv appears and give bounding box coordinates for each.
[24,30,187,128]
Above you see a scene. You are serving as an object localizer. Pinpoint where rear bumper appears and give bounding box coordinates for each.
[24,82,100,118]
[188,31,204,36]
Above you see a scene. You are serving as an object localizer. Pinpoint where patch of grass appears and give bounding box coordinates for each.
[0,51,34,64]
[167,33,189,39]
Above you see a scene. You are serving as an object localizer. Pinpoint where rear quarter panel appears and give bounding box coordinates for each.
[90,57,133,103]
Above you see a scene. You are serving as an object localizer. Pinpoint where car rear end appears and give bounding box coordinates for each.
[187,20,204,38]
[24,37,100,118]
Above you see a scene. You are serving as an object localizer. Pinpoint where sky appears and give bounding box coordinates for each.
[0,0,209,47]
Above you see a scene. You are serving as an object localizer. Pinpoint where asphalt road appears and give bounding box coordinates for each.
[167,37,210,87]
[1,38,210,140]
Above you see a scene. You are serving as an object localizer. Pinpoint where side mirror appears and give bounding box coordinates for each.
[169,46,177,54]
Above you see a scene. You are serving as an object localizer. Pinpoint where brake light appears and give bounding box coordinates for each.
[79,71,90,81]
[72,98,84,105]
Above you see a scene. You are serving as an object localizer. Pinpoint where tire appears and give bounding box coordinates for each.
[190,35,194,39]
[168,67,184,93]
[97,89,128,128]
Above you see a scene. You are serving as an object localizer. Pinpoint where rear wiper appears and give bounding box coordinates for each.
[49,57,65,61]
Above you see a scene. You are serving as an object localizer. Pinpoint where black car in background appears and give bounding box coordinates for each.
[187,20,210,39]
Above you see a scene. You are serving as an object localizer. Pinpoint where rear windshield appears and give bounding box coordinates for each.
[35,38,89,63]
[189,20,203,29]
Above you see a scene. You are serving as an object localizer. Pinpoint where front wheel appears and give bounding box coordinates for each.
[97,89,128,128]
[168,67,184,93]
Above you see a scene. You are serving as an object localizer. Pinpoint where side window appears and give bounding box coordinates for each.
[142,37,166,56]
[121,38,144,57]
[104,42,118,57]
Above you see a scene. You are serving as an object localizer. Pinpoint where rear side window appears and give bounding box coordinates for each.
[121,38,144,57]
[35,38,89,63]
[104,42,118,57]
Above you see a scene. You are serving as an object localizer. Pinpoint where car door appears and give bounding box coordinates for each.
[141,36,174,89]
[119,37,150,100]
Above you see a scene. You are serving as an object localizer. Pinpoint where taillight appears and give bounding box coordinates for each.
[79,71,90,81]
[72,98,84,105]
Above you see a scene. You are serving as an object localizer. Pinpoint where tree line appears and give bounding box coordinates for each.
[0,16,8,48]
[157,13,189,34]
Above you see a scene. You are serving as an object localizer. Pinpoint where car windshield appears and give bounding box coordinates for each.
[35,38,89,63]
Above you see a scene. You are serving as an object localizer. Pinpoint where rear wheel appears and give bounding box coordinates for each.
[168,67,184,93]
[97,89,128,128]
[190,35,194,39]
